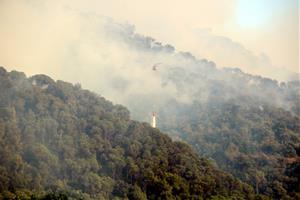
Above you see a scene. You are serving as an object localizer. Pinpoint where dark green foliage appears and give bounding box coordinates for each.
[0,67,256,199]
[158,98,300,199]
[120,63,300,199]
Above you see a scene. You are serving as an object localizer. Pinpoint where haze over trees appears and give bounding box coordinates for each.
[0,25,299,199]
[0,2,299,200]
[98,23,300,199]
[0,67,258,199]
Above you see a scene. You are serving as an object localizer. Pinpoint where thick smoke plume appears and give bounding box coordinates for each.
[0,2,299,122]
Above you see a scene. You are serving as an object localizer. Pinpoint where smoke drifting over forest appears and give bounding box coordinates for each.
[1,1,300,199]
[1,4,298,119]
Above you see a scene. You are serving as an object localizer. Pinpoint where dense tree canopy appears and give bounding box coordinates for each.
[118,58,300,199]
[158,98,300,199]
[0,67,257,199]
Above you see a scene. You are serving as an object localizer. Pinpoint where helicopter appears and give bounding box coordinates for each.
[152,63,162,71]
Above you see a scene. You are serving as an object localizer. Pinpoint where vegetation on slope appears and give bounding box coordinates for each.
[159,97,300,199]
[0,67,256,199]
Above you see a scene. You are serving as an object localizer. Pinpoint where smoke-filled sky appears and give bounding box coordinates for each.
[0,0,299,81]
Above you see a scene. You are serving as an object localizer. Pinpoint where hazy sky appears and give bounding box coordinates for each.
[0,0,299,78]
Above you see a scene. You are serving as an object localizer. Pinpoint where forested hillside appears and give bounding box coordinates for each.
[0,67,257,199]
[158,98,300,199]
[99,26,300,198]
[122,62,300,199]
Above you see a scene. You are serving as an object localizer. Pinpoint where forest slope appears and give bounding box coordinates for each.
[0,67,256,199]
[158,98,300,199]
